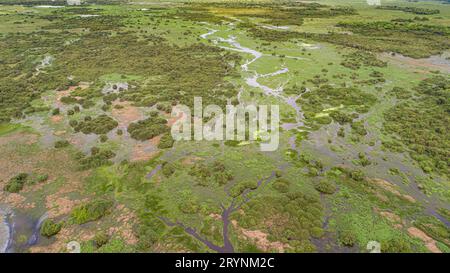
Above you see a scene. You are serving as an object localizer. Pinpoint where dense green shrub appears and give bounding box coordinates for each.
[230,180,258,198]
[54,140,70,148]
[338,229,357,247]
[189,161,233,186]
[383,76,449,176]
[314,179,336,194]
[162,162,175,177]
[127,116,168,141]
[74,115,118,135]
[94,231,109,248]
[78,149,116,170]
[376,5,440,15]
[158,133,175,149]
[3,173,28,193]
[40,219,62,237]
[272,178,290,193]
[70,199,114,225]
[381,237,412,253]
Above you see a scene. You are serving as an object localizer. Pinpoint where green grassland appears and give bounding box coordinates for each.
[0,0,449,253]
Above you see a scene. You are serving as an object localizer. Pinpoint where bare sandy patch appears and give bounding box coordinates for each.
[46,196,88,219]
[111,101,143,128]
[0,132,89,213]
[407,227,442,253]
[51,115,63,123]
[373,207,404,229]
[130,136,161,162]
[231,220,291,253]
[108,204,138,245]
[54,82,90,108]
[369,178,415,203]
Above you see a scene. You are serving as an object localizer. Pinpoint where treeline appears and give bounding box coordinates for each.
[376,5,440,15]
[319,21,450,58]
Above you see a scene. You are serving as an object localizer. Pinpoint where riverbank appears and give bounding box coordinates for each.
[0,206,12,253]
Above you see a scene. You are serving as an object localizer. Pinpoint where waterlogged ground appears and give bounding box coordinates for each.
[0,0,449,253]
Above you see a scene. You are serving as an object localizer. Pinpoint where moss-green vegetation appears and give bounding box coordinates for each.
[383,76,449,176]
[3,172,48,193]
[73,115,118,135]
[70,199,114,225]
[376,5,440,15]
[314,179,336,194]
[40,219,62,238]
[0,0,449,254]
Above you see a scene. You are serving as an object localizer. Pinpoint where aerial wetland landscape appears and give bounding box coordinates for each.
[0,0,449,253]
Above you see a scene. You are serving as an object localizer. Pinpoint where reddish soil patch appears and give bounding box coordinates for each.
[130,136,161,162]
[111,101,143,128]
[231,220,291,253]
[407,227,442,253]
[374,207,404,229]
[0,132,89,212]
[55,83,90,108]
[108,204,138,245]
[51,115,63,123]
[369,178,415,203]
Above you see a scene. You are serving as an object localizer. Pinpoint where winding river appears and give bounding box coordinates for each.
[205,26,309,130]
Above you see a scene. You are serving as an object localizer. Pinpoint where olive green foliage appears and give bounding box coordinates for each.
[236,190,323,252]
[73,115,118,135]
[341,51,387,70]
[158,133,175,149]
[3,172,48,193]
[0,32,75,122]
[414,216,449,246]
[230,180,258,197]
[381,237,412,253]
[70,199,114,225]
[272,178,290,193]
[3,173,29,193]
[298,85,376,128]
[189,161,233,187]
[40,219,62,238]
[376,5,440,15]
[328,21,450,58]
[383,76,449,176]
[162,162,175,177]
[127,115,168,141]
[338,229,357,247]
[314,179,336,194]
[76,149,116,170]
[54,140,70,148]
[388,87,412,100]
[351,121,367,136]
[94,231,110,248]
